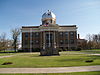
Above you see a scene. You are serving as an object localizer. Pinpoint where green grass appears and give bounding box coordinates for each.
[0,53,15,56]
[89,49,100,50]
[81,50,100,54]
[0,50,15,53]
[0,51,100,68]
[0,71,100,75]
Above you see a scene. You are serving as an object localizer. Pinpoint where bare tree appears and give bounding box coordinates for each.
[86,34,93,49]
[11,28,21,52]
[0,33,8,52]
[85,33,100,49]
[92,34,100,49]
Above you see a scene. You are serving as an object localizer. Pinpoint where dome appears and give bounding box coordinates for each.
[42,10,56,20]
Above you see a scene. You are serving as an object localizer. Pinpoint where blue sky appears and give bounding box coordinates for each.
[0,0,100,39]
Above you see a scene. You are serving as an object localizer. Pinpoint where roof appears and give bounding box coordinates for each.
[42,10,56,20]
[22,26,39,28]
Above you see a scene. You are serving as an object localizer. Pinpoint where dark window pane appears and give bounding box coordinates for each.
[60,40,63,44]
[70,39,74,44]
[65,32,68,38]
[25,33,28,37]
[70,32,74,39]
[35,32,39,37]
[65,39,68,44]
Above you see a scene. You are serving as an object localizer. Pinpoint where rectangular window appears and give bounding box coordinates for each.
[60,40,63,44]
[70,39,74,44]
[70,32,74,35]
[25,40,28,45]
[25,33,28,37]
[65,32,68,35]
[65,32,68,38]
[70,32,74,39]
[35,32,39,37]
[59,32,63,37]
[51,20,52,23]
[35,40,39,44]
[65,39,68,44]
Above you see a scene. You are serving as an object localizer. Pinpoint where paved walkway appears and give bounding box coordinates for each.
[0,52,100,59]
[0,65,100,73]
[0,55,15,58]
[0,53,35,58]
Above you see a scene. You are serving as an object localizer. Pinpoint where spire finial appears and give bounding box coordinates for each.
[48,10,50,12]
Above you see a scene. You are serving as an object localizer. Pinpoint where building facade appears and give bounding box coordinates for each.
[22,10,78,55]
[77,34,87,50]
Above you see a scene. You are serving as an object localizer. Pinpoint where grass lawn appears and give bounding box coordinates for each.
[81,50,100,54]
[0,53,15,56]
[0,51,100,68]
[0,50,15,53]
[0,71,100,75]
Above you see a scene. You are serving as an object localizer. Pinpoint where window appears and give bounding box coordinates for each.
[70,39,74,44]
[25,33,28,37]
[32,40,36,44]
[48,13,50,15]
[65,32,68,38]
[60,40,63,44]
[36,40,39,44]
[42,21,45,25]
[51,20,52,23]
[65,32,68,35]
[36,32,39,35]
[59,32,63,36]
[65,39,68,44]
[60,32,63,35]
[25,40,28,45]
[35,32,39,37]
[70,32,74,39]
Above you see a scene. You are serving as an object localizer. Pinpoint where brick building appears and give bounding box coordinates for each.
[22,10,78,55]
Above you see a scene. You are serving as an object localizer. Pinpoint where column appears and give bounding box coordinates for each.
[54,31,56,48]
[68,31,70,50]
[43,31,45,50]
[30,28,32,52]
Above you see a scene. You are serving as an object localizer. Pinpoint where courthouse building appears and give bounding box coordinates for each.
[22,10,78,55]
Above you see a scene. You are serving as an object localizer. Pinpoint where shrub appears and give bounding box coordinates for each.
[85,60,93,63]
[32,48,40,52]
[18,49,24,52]
[59,49,63,52]
[2,62,13,65]
[76,47,82,51]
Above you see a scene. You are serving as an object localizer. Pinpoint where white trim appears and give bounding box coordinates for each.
[22,26,77,32]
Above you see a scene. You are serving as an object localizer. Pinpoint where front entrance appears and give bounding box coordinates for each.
[40,31,59,56]
[45,33,53,48]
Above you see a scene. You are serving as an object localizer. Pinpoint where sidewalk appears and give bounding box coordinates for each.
[0,65,100,73]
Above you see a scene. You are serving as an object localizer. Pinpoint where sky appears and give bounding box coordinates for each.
[0,0,100,39]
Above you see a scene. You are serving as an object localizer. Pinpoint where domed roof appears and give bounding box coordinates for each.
[42,10,56,20]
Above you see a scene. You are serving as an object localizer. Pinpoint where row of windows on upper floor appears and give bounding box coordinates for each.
[24,32,76,38]
[24,39,75,45]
